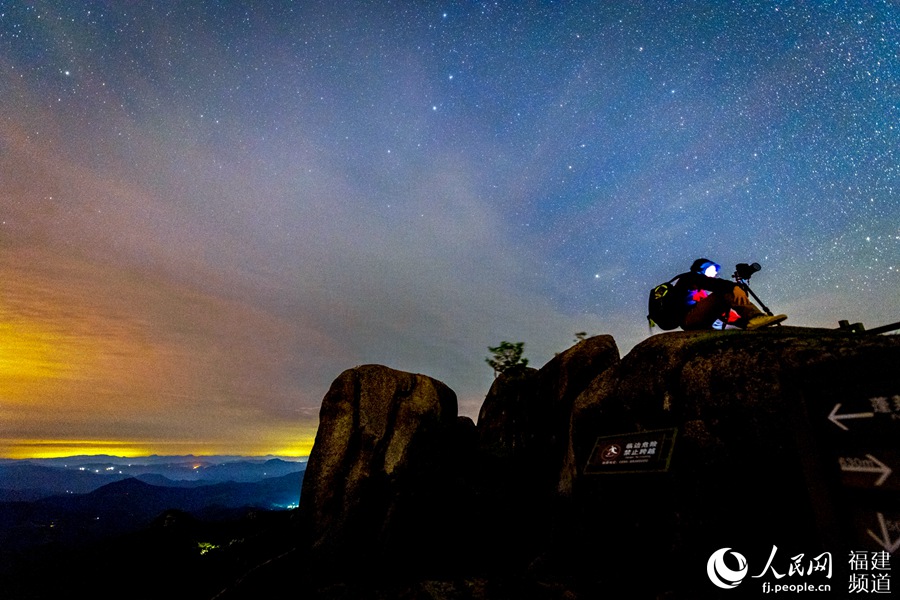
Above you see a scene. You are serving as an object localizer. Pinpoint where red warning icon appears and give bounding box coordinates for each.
[601,443,622,461]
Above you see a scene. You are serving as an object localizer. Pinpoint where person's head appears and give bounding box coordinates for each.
[691,258,721,278]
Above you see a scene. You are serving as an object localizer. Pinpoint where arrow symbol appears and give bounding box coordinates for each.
[867,512,900,554]
[828,403,874,431]
[840,454,893,486]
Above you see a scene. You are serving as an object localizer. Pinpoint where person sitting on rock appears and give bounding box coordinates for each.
[675,258,787,331]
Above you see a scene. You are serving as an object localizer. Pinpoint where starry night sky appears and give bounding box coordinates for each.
[1,1,897,458]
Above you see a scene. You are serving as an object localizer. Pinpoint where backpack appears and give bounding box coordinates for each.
[647,275,684,330]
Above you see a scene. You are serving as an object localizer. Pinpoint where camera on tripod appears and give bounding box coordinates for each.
[733,262,762,281]
[731,261,775,317]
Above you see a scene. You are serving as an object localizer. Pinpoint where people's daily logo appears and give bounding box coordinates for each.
[707,548,748,589]
[705,546,892,594]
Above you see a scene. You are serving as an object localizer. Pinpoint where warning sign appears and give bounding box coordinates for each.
[584,428,677,474]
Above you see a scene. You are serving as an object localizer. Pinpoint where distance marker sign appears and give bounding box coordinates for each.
[804,362,900,555]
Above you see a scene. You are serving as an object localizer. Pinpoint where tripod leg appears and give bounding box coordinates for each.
[741,282,773,316]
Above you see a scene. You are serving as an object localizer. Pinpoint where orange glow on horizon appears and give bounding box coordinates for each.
[0,439,158,460]
[0,437,316,460]
[0,249,323,464]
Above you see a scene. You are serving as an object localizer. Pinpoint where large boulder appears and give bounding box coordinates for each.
[557,327,900,597]
[476,365,538,458]
[478,335,620,479]
[474,335,620,567]
[297,364,469,576]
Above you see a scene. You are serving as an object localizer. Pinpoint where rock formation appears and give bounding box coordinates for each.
[276,327,900,599]
[557,327,900,596]
[473,334,621,568]
[297,364,472,577]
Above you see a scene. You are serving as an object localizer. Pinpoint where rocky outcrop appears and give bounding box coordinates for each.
[478,334,620,469]
[471,336,621,567]
[557,327,900,596]
[289,328,900,599]
[297,364,468,575]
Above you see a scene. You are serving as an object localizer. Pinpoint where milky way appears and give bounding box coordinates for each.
[1,1,897,457]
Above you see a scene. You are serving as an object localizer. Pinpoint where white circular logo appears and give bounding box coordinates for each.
[707,547,748,589]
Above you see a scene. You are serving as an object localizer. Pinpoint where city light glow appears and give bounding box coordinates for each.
[0,436,316,459]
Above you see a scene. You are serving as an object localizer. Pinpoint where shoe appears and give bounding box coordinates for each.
[746,314,788,330]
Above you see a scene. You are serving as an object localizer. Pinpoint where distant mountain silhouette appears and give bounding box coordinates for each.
[0,462,130,500]
[29,472,302,534]
[0,457,306,500]
[134,473,210,488]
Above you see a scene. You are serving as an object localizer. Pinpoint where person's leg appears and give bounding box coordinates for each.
[725,288,764,325]
[682,287,786,330]
[725,287,788,329]
[682,295,732,330]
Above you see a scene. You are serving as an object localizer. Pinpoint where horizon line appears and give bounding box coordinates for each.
[1,453,310,461]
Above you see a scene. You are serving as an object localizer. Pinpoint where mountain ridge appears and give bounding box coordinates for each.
[0,456,307,500]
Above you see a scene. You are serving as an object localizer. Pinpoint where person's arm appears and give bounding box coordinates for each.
[705,277,739,294]
[676,272,738,294]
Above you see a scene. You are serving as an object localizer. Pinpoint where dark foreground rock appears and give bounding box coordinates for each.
[217,327,900,600]
[296,364,470,578]
[555,327,900,597]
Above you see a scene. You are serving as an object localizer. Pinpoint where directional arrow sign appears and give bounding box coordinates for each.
[828,403,875,431]
[839,454,893,486]
[866,512,900,554]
